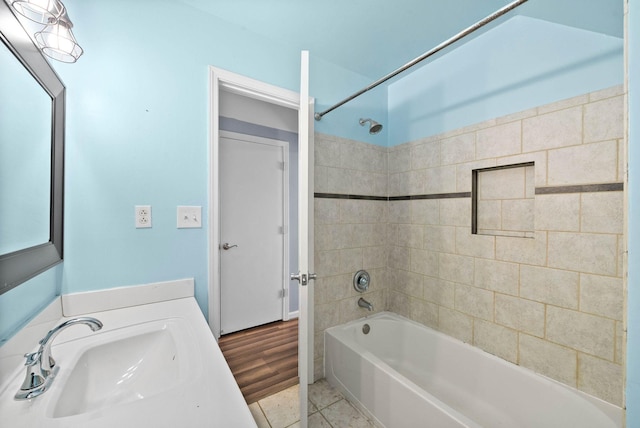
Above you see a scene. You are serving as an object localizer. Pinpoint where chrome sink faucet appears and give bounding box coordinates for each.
[358,297,374,311]
[15,317,103,400]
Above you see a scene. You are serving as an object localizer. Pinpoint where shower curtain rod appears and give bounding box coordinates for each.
[314,0,529,121]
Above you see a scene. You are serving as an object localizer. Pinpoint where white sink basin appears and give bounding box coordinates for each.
[52,320,187,418]
[0,298,256,428]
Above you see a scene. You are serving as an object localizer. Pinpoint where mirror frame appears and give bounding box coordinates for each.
[0,1,65,295]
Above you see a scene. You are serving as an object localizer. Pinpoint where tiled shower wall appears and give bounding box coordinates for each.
[313,85,625,406]
[313,135,389,381]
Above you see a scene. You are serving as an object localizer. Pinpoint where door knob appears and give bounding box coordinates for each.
[222,243,238,250]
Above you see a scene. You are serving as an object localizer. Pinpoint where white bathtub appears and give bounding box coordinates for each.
[324,312,622,428]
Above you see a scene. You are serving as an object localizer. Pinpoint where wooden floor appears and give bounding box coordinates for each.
[218,319,298,404]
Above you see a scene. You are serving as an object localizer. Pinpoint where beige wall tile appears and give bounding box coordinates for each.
[315,136,341,167]
[476,121,522,159]
[478,166,526,200]
[390,269,423,298]
[547,140,618,186]
[388,290,411,318]
[477,200,502,231]
[363,246,387,270]
[327,167,353,194]
[315,275,351,305]
[438,307,473,343]
[410,298,439,328]
[548,232,618,276]
[519,265,579,309]
[456,159,497,192]
[315,224,352,251]
[495,294,545,337]
[388,147,411,173]
[424,225,456,253]
[315,166,329,193]
[439,253,474,285]
[315,198,341,224]
[455,228,496,259]
[534,194,580,232]
[339,248,363,274]
[316,250,342,277]
[388,246,410,271]
[501,199,534,232]
[398,224,424,248]
[315,302,341,332]
[424,277,455,308]
[496,232,547,266]
[411,141,440,170]
[522,106,582,152]
[337,198,367,224]
[474,258,519,296]
[578,354,623,406]
[412,200,440,225]
[441,133,475,165]
[581,192,623,234]
[410,248,439,277]
[497,152,547,187]
[588,85,624,102]
[495,107,538,124]
[407,169,427,195]
[519,334,577,387]
[439,198,471,227]
[424,166,457,194]
[618,140,624,182]
[537,94,588,115]
[615,321,624,364]
[584,95,624,143]
[546,306,615,360]
[455,284,494,321]
[389,201,412,224]
[474,320,518,363]
[580,274,623,321]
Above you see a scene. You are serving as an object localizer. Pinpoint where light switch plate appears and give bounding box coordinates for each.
[177,206,202,228]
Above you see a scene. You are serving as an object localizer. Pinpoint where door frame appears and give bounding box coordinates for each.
[208,66,304,339]
[219,130,291,329]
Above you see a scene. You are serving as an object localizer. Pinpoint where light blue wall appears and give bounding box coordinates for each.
[0,265,61,344]
[388,16,623,145]
[312,55,389,146]
[627,0,639,425]
[0,0,381,344]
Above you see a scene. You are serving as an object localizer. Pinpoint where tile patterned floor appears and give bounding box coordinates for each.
[249,379,376,428]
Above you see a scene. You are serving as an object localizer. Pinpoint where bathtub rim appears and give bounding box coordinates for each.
[324,311,623,427]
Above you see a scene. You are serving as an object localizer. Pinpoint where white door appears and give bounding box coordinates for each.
[219,132,288,335]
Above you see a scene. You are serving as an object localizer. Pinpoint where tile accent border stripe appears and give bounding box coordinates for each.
[314,192,470,201]
[389,192,472,201]
[536,183,624,195]
[315,182,623,201]
[314,193,388,201]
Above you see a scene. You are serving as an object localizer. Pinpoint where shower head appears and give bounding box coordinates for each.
[359,118,383,135]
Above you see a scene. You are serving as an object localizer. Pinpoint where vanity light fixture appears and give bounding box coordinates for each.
[10,0,83,63]
[10,0,64,25]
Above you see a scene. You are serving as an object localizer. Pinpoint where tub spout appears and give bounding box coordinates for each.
[358,297,373,311]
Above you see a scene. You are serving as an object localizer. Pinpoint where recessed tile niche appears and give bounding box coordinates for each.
[472,162,535,238]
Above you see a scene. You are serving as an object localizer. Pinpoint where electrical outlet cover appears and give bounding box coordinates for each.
[135,205,152,228]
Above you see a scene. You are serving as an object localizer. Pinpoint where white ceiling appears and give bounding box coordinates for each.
[179,0,622,80]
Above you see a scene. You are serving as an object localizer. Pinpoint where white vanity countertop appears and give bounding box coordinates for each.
[0,297,257,427]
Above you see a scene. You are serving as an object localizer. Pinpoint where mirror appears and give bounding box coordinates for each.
[0,2,65,295]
